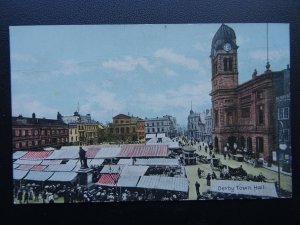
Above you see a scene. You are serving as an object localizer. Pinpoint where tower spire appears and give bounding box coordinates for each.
[265,23,271,72]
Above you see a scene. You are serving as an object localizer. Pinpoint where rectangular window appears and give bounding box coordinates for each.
[28,130,32,136]
[241,108,250,118]
[256,137,264,153]
[147,128,150,133]
[258,105,264,125]
[15,130,20,136]
[22,130,26,136]
[152,128,155,132]
[16,143,20,149]
[157,128,160,132]
[257,91,263,99]
[278,107,289,120]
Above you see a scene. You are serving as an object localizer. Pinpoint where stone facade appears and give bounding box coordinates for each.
[210,24,289,162]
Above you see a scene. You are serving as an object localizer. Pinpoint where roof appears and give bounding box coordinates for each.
[86,146,101,158]
[100,165,124,174]
[12,116,66,126]
[212,24,237,48]
[23,171,54,181]
[96,173,119,186]
[48,172,78,182]
[95,147,121,158]
[135,158,179,166]
[13,169,29,180]
[14,159,42,165]
[137,176,189,192]
[46,148,78,159]
[117,158,133,165]
[146,136,180,149]
[182,146,196,152]
[41,160,63,165]
[13,151,28,160]
[44,164,76,172]
[113,114,131,119]
[21,151,53,160]
[117,176,140,187]
[31,165,47,171]
[118,145,169,158]
[89,158,105,166]
[13,164,19,169]
[120,165,149,177]
[17,164,35,170]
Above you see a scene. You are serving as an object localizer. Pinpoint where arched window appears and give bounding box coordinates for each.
[223,58,233,71]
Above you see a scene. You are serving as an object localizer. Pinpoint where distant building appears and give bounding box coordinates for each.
[187,109,205,141]
[144,115,177,138]
[136,118,145,141]
[107,114,139,142]
[61,112,103,145]
[12,113,68,151]
[204,109,213,143]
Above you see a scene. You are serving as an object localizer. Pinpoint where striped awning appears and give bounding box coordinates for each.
[31,165,47,171]
[17,164,34,170]
[118,145,169,158]
[96,173,119,186]
[21,151,53,159]
[86,146,101,158]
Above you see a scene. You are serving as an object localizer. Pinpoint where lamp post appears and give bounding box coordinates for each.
[277,143,287,194]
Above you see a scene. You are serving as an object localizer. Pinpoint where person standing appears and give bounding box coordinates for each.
[24,190,29,204]
[206,173,211,186]
[195,181,200,197]
[17,190,23,204]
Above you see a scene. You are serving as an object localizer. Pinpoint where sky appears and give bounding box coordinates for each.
[10,23,290,126]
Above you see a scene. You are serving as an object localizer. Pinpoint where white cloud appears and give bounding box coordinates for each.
[12,94,57,118]
[154,48,205,74]
[249,49,289,61]
[102,56,155,72]
[81,87,125,119]
[164,67,176,77]
[53,60,98,76]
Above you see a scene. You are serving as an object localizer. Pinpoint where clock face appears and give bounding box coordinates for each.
[223,43,232,51]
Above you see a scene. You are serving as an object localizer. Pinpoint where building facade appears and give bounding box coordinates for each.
[210,24,289,161]
[107,114,139,142]
[204,109,213,143]
[136,118,145,141]
[12,113,69,151]
[187,109,205,141]
[144,115,177,138]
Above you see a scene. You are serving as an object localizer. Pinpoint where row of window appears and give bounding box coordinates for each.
[146,122,168,127]
[114,127,136,134]
[14,129,68,137]
[146,127,166,133]
[14,138,68,149]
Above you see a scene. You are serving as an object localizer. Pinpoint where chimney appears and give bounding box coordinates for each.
[252,69,257,79]
[32,113,36,119]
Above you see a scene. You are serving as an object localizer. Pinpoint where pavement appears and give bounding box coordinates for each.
[184,142,292,200]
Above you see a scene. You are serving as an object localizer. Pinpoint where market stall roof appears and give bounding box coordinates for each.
[65,159,79,165]
[89,158,105,167]
[14,159,42,165]
[137,176,189,192]
[100,165,124,174]
[17,164,34,170]
[43,147,55,151]
[31,165,47,171]
[13,151,28,160]
[96,173,119,186]
[95,147,121,158]
[135,158,179,166]
[13,169,29,180]
[21,151,53,160]
[117,176,140,187]
[13,164,19,169]
[146,136,180,149]
[117,158,133,165]
[23,171,54,181]
[86,145,101,158]
[118,145,168,158]
[46,149,78,159]
[120,165,149,177]
[41,160,63,165]
[210,180,278,198]
[48,172,78,182]
[44,164,76,172]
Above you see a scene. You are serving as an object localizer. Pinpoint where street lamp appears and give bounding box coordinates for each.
[277,143,287,194]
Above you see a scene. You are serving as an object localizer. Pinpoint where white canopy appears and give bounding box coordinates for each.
[117,176,140,187]
[41,160,63,165]
[46,149,78,159]
[48,172,78,182]
[120,165,149,177]
[14,159,42,165]
[95,147,121,158]
[210,180,278,198]
[117,158,133,165]
[13,169,29,180]
[90,159,105,166]
[65,159,79,165]
[135,158,179,166]
[44,164,76,172]
[137,176,189,192]
[13,151,28,160]
[13,164,19,169]
[23,171,54,181]
[100,165,124,173]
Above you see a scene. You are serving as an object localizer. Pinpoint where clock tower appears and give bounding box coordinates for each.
[210,24,239,152]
